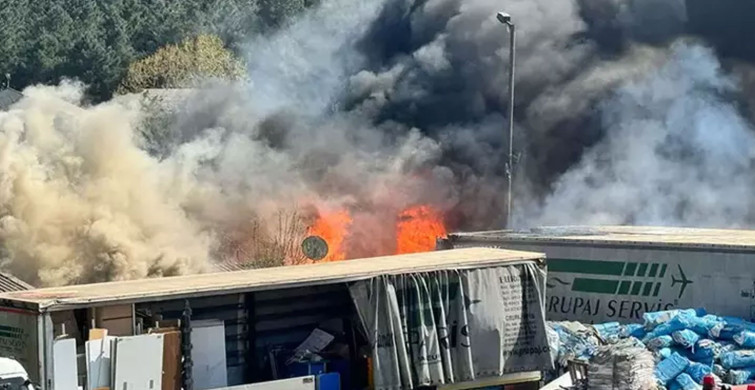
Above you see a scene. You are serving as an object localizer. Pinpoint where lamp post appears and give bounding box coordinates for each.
[496,11,516,229]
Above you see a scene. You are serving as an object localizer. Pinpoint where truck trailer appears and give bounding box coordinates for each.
[0,248,552,390]
[440,226,755,323]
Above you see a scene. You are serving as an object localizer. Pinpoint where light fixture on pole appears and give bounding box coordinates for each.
[496,11,516,229]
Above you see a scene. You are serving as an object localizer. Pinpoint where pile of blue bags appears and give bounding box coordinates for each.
[549,308,755,389]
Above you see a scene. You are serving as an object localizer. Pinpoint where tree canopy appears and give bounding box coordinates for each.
[0,0,316,101]
[117,34,246,94]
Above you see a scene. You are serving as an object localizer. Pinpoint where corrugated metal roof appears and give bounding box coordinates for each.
[0,247,542,312]
[0,272,33,292]
[450,225,755,250]
[0,88,23,110]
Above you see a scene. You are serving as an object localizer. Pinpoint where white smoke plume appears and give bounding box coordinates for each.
[0,82,212,286]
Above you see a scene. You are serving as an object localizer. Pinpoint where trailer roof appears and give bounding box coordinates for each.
[450,225,755,250]
[0,247,542,312]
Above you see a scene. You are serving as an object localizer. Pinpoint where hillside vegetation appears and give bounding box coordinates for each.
[0,0,317,101]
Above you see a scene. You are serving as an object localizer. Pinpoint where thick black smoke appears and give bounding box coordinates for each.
[336,0,755,228]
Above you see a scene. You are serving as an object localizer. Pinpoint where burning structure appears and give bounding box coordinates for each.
[305,204,447,262]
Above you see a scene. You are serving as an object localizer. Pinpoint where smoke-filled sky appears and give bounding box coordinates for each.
[2,0,755,285]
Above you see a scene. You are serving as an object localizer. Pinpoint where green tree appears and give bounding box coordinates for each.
[116,34,246,94]
[0,0,316,101]
[0,0,32,82]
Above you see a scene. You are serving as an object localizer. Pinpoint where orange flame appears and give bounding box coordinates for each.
[396,205,447,254]
[307,209,352,261]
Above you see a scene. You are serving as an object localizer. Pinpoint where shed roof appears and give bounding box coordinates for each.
[0,272,33,292]
[449,225,755,251]
[0,247,542,312]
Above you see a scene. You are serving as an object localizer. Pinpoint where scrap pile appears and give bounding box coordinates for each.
[587,338,656,390]
[550,309,755,389]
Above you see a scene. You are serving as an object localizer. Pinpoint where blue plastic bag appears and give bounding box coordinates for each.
[686,315,724,337]
[644,309,698,329]
[647,335,675,350]
[727,367,755,385]
[712,317,755,340]
[656,352,691,384]
[621,323,647,339]
[675,373,701,390]
[685,361,713,383]
[658,347,673,359]
[690,339,719,360]
[719,341,738,353]
[721,350,755,369]
[645,313,697,341]
[734,330,755,348]
[592,322,621,343]
[546,325,560,366]
[722,317,755,332]
[668,381,683,390]
[658,347,691,361]
[673,329,701,349]
[713,364,726,378]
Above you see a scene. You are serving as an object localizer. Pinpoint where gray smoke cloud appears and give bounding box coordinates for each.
[524,42,755,227]
[4,0,755,285]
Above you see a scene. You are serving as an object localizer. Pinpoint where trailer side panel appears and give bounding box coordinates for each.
[448,239,755,323]
[0,306,40,383]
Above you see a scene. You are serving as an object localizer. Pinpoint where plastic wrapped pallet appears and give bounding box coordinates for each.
[588,339,656,390]
[656,352,690,385]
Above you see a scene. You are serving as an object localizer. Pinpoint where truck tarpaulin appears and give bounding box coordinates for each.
[349,262,553,390]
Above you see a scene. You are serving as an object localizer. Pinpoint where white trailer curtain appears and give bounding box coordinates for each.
[349,262,553,390]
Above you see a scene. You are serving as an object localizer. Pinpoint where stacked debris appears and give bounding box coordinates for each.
[588,338,656,390]
[549,308,755,389]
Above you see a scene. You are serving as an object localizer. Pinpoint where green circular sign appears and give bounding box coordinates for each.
[302,235,329,261]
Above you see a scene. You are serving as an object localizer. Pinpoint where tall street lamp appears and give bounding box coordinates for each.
[496,11,516,229]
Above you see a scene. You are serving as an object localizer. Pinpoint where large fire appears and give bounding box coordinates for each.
[396,205,447,254]
[305,204,447,261]
[306,209,352,261]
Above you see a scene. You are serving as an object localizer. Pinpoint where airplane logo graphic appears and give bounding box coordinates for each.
[671,264,693,299]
